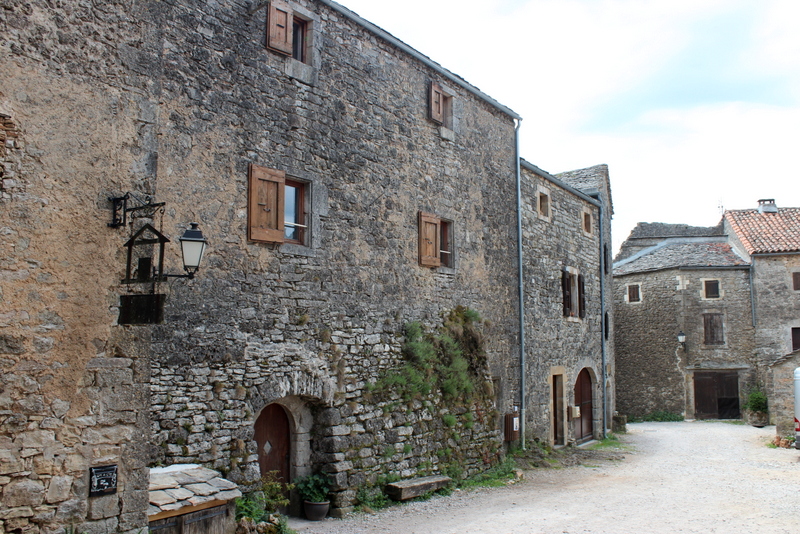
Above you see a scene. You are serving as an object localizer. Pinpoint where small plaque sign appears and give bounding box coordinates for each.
[89,465,118,497]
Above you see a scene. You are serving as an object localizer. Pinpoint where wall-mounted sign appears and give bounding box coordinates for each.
[89,465,118,497]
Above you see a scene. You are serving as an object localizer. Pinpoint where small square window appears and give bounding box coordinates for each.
[704,280,720,299]
[627,284,641,303]
[429,81,453,130]
[419,211,453,269]
[793,272,800,291]
[538,192,550,218]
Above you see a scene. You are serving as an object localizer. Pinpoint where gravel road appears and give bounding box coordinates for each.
[288,421,800,533]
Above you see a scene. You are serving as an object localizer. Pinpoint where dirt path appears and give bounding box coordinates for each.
[288,421,800,533]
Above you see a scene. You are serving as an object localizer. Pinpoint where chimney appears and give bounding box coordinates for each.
[757,199,778,214]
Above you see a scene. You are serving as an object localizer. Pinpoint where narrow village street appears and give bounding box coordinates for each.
[290,422,800,534]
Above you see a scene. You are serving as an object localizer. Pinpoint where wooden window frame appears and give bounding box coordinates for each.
[418,212,454,269]
[627,284,641,303]
[793,327,800,352]
[283,179,307,245]
[292,17,308,63]
[793,272,800,291]
[562,268,585,318]
[428,81,453,129]
[703,313,724,345]
[704,280,720,299]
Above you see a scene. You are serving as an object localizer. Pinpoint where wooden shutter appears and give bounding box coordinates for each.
[267,1,293,55]
[793,272,800,291]
[562,270,571,317]
[793,328,800,352]
[703,314,724,345]
[248,164,285,243]
[429,82,444,124]
[578,274,586,318]
[419,212,441,267]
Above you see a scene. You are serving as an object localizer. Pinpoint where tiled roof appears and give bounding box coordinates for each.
[614,240,748,276]
[725,208,800,254]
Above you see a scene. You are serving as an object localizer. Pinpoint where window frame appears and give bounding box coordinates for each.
[703,313,725,345]
[581,208,593,236]
[562,268,586,319]
[793,272,800,291]
[703,279,721,299]
[248,164,311,247]
[538,189,551,220]
[793,327,800,352]
[283,178,308,245]
[291,16,308,63]
[418,211,454,270]
[627,284,641,303]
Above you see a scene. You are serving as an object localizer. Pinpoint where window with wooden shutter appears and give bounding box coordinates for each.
[793,272,800,291]
[248,164,285,243]
[429,82,444,125]
[267,1,293,56]
[440,220,453,268]
[562,270,571,317]
[578,274,586,318]
[419,212,441,267]
[703,313,724,345]
[793,327,800,351]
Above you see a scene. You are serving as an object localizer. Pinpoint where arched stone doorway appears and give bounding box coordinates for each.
[574,368,594,443]
[254,403,292,483]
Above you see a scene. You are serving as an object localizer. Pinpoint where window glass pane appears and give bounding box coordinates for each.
[284,184,298,241]
[705,280,720,298]
[292,18,306,62]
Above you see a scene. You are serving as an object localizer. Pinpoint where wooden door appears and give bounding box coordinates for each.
[254,403,291,483]
[574,369,593,442]
[694,371,740,419]
[552,374,565,446]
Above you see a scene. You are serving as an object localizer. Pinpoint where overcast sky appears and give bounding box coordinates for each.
[338,0,800,253]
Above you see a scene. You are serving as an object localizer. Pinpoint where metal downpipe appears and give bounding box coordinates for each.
[514,118,526,450]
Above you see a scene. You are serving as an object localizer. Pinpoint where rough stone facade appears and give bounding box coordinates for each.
[519,163,614,444]
[2,0,614,531]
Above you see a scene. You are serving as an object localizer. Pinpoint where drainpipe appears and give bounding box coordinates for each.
[597,198,608,439]
[514,118,526,450]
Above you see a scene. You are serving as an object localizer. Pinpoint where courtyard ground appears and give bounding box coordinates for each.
[288,421,800,533]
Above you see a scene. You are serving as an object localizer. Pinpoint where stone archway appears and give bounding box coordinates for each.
[574,368,594,443]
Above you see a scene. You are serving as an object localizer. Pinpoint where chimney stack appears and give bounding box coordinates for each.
[757,199,778,214]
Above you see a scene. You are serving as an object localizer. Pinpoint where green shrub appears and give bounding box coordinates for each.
[235,472,292,522]
[356,484,390,510]
[633,411,684,422]
[743,389,768,413]
[442,414,457,427]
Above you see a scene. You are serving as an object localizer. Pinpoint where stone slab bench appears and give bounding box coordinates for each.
[385,475,452,501]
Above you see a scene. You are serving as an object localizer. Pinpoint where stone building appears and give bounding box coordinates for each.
[1,0,614,531]
[614,200,799,428]
[519,162,614,445]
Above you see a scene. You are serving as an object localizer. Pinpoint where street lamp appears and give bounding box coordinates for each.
[677,331,686,349]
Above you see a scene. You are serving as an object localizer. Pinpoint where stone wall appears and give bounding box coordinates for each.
[1,2,162,533]
[519,165,612,443]
[143,0,521,515]
[614,267,755,418]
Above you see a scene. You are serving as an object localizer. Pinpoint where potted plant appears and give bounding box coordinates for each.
[743,388,768,427]
[294,473,330,521]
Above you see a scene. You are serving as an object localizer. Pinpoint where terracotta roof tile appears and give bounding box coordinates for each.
[725,208,800,254]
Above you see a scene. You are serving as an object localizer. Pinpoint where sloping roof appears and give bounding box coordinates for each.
[724,207,800,254]
[149,465,241,518]
[556,164,614,215]
[625,222,724,240]
[614,240,748,276]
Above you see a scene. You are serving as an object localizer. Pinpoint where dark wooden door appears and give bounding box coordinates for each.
[694,371,740,419]
[553,374,565,446]
[254,403,291,483]
[574,369,593,442]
